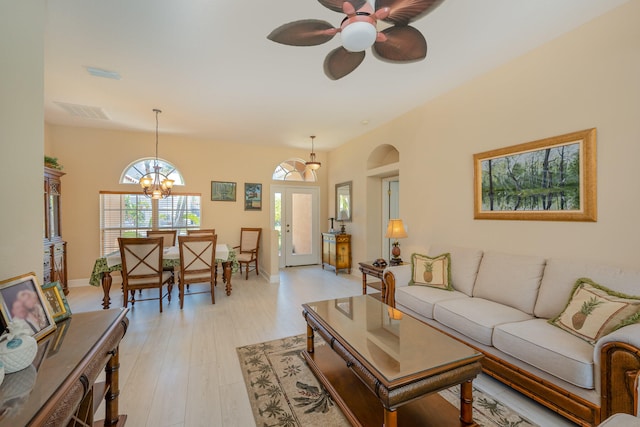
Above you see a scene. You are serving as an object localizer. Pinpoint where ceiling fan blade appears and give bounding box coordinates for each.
[376,0,445,26]
[324,47,366,80]
[372,26,427,62]
[267,20,337,46]
[318,0,367,14]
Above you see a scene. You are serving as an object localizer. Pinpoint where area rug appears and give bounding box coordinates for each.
[237,334,538,427]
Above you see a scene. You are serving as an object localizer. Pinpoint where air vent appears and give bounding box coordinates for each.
[54,102,110,120]
[86,67,121,80]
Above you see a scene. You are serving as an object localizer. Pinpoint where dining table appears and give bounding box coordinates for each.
[89,244,238,309]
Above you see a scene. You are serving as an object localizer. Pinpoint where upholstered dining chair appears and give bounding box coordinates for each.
[234,228,262,280]
[118,237,172,312]
[177,234,217,309]
[146,230,177,247]
[187,228,216,236]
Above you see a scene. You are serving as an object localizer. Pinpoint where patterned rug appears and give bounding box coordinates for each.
[237,334,538,427]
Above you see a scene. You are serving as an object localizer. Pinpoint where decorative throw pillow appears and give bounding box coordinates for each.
[409,253,452,290]
[549,278,640,345]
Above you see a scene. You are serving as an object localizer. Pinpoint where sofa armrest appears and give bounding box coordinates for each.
[381,264,411,307]
[596,323,640,418]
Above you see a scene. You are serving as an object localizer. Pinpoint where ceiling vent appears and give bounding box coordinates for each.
[86,67,121,80]
[54,102,110,120]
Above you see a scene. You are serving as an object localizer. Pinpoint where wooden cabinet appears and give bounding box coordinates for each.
[44,167,68,294]
[322,233,351,275]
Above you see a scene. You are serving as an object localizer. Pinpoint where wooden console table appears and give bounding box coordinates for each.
[0,308,129,426]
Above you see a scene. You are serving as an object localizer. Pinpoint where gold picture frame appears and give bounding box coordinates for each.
[473,128,596,222]
[211,181,237,201]
[0,272,56,341]
[41,281,72,323]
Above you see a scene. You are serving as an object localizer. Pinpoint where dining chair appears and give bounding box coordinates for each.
[177,234,217,308]
[234,227,262,280]
[187,228,216,236]
[146,229,177,247]
[118,237,172,312]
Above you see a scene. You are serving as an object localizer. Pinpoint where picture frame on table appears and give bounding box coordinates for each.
[41,281,72,323]
[244,183,262,211]
[211,181,237,201]
[473,128,597,222]
[0,272,56,341]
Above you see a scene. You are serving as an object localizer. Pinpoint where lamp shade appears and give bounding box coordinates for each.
[385,219,408,239]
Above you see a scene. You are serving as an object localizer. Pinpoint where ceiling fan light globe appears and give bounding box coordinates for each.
[341,22,377,52]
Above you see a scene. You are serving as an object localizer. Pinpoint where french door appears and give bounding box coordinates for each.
[271,186,320,267]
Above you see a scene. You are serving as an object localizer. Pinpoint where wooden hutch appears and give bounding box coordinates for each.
[321,232,352,275]
[44,166,68,294]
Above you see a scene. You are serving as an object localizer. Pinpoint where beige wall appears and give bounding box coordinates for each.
[331,1,640,270]
[47,125,327,281]
[0,2,46,281]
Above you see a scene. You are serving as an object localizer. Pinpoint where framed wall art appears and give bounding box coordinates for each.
[211,181,237,201]
[244,183,262,211]
[0,272,56,340]
[473,128,596,222]
[41,281,72,323]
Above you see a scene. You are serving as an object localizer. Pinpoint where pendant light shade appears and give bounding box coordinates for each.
[305,135,321,171]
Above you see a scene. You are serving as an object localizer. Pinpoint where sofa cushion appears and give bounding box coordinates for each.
[409,253,452,290]
[472,252,545,315]
[535,257,640,319]
[428,245,483,296]
[493,318,595,389]
[549,278,640,344]
[433,298,533,346]
[396,286,468,319]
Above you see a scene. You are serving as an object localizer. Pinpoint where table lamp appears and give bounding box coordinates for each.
[385,219,408,266]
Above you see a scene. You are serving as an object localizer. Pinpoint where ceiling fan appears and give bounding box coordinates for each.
[267,0,445,80]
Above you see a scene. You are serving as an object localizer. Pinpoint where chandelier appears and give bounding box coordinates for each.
[140,109,174,199]
[305,135,321,170]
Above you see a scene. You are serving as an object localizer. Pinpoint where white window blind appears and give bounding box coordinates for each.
[99,192,201,256]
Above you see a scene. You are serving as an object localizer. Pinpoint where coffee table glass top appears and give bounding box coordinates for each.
[304,295,481,383]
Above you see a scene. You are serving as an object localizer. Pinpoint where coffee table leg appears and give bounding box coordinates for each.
[307,324,314,354]
[383,408,397,427]
[460,379,474,425]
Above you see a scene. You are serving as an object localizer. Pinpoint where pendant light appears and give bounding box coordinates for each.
[140,109,174,199]
[305,135,321,170]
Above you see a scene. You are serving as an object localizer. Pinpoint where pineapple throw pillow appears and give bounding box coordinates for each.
[549,278,640,344]
[409,253,452,290]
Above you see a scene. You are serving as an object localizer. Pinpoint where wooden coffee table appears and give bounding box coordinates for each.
[302,295,483,427]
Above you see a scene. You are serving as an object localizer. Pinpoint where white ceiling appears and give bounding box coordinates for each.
[44,0,627,150]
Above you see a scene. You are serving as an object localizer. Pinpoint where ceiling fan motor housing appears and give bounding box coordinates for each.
[340,12,378,52]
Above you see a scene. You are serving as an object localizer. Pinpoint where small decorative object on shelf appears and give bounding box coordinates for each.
[0,321,38,373]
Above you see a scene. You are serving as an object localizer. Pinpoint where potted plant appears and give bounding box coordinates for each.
[44,156,63,170]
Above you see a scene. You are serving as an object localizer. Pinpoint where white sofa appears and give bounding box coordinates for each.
[382,245,640,427]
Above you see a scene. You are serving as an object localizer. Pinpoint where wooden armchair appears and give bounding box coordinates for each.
[187,228,216,236]
[146,230,177,247]
[177,234,217,308]
[234,228,262,280]
[118,237,172,312]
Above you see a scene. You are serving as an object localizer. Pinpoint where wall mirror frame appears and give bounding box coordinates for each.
[336,181,352,222]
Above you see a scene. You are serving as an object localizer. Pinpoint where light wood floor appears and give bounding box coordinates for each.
[68,267,575,426]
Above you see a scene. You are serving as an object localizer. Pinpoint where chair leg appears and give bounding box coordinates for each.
[254,260,259,276]
[245,262,249,280]
[210,281,215,304]
[159,286,163,313]
[179,280,184,309]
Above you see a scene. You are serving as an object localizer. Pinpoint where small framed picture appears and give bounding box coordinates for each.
[0,272,56,341]
[211,181,237,201]
[41,281,72,323]
[244,183,262,211]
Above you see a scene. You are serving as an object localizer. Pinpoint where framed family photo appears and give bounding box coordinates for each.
[211,181,237,201]
[0,272,56,340]
[244,183,262,211]
[41,281,72,323]
[473,128,597,222]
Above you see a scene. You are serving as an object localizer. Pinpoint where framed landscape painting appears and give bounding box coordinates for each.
[211,181,236,201]
[473,128,596,221]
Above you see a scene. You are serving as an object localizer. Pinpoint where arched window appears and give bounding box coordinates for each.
[272,158,317,182]
[120,157,184,185]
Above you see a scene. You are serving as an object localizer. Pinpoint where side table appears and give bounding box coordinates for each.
[358,261,386,295]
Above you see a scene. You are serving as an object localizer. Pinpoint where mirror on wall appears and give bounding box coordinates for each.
[336,181,352,222]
